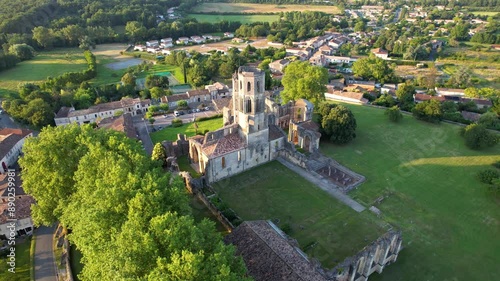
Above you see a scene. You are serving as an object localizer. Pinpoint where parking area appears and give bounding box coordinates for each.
[149,107,219,132]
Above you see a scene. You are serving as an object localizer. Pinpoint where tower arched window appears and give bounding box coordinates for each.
[240,81,242,90]
[257,81,261,92]
[247,82,251,92]
[246,99,252,113]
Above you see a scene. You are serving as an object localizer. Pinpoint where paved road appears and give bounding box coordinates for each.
[133,115,154,155]
[277,158,366,213]
[0,112,20,129]
[34,226,57,281]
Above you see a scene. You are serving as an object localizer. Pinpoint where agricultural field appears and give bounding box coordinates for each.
[213,160,388,269]
[0,48,88,98]
[471,11,499,16]
[437,43,500,88]
[321,103,500,281]
[150,117,223,144]
[191,3,341,14]
[187,14,279,24]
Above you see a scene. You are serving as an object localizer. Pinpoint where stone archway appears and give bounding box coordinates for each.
[293,130,299,144]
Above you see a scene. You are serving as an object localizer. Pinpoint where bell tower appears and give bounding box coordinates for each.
[232,66,268,143]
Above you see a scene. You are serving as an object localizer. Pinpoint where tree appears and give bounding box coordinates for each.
[149,117,156,124]
[478,112,500,130]
[385,106,403,122]
[352,56,395,83]
[281,61,328,106]
[146,75,169,89]
[152,143,166,165]
[395,83,416,111]
[125,21,147,42]
[448,66,471,88]
[150,87,165,100]
[121,72,136,86]
[460,123,498,150]
[32,26,55,49]
[412,99,443,123]
[373,94,396,107]
[21,98,54,128]
[8,44,35,61]
[320,104,357,144]
[177,100,188,108]
[20,125,250,280]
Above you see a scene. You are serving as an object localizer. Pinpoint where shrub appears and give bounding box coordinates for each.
[172,118,183,127]
[476,169,500,185]
[492,161,500,169]
[385,106,403,122]
[460,124,498,150]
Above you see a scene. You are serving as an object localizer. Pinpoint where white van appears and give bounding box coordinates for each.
[174,111,180,117]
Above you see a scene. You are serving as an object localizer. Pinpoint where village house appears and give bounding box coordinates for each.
[269,59,290,73]
[97,113,138,139]
[176,37,189,44]
[54,98,151,126]
[325,89,368,105]
[371,48,389,60]
[146,40,159,47]
[381,84,398,96]
[0,128,33,174]
[190,36,205,44]
[134,45,146,52]
[161,93,189,108]
[160,38,173,48]
[0,172,35,239]
[435,87,466,97]
[205,82,231,100]
[224,32,234,38]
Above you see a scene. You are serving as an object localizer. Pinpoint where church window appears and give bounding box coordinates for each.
[257,81,261,92]
[238,151,241,162]
[246,99,252,113]
[221,157,226,168]
[240,81,242,90]
[247,82,251,92]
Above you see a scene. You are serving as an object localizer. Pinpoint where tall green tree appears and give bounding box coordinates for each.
[8,44,35,61]
[281,61,328,106]
[121,72,136,86]
[412,99,443,123]
[32,26,55,49]
[152,142,166,165]
[352,56,395,83]
[395,83,416,111]
[320,104,357,144]
[20,125,250,280]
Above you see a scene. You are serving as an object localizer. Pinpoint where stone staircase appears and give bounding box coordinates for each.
[307,159,327,172]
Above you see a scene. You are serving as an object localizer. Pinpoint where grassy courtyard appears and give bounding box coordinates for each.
[320,104,500,281]
[150,117,223,144]
[213,161,388,269]
[0,238,31,281]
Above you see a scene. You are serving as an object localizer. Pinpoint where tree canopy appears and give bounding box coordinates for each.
[19,125,250,280]
[318,103,357,144]
[352,56,395,83]
[281,61,328,106]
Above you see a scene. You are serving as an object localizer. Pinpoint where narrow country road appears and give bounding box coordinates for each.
[133,115,154,155]
[34,226,57,281]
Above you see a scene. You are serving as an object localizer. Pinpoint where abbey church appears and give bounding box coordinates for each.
[188,66,321,183]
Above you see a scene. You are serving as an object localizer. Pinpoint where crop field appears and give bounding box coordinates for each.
[191,3,341,14]
[187,14,280,24]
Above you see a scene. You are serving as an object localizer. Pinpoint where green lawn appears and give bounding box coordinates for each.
[471,11,499,16]
[177,155,201,178]
[0,48,88,97]
[213,161,388,269]
[320,104,500,281]
[0,238,31,281]
[187,14,280,24]
[150,117,223,144]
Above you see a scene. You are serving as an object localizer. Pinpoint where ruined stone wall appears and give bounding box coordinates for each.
[162,134,190,158]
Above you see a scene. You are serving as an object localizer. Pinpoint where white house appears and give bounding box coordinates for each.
[325,90,368,104]
[0,129,33,174]
[269,59,290,73]
[176,37,189,45]
[435,87,465,97]
[54,98,151,126]
[146,40,159,47]
[134,45,146,52]
[371,48,389,60]
[325,56,357,64]
[223,32,234,38]
[161,38,173,48]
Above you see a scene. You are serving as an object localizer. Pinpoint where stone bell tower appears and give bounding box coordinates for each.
[232,66,268,143]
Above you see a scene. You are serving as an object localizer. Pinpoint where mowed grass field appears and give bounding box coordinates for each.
[471,11,499,16]
[321,104,500,281]
[191,3,341,14]
[213,161,388,268]
[150,117,223,144]
[0,48,88,98]
[187,14,280,24]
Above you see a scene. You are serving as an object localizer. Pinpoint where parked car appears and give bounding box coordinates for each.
[174,111,180,117]
[195,108,200,112]
[204,107,210,111]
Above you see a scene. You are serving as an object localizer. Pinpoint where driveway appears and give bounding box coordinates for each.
[133,115,154,155]
[0,112,20,129]
[34,226,57,281]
